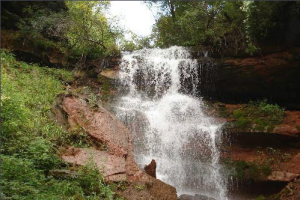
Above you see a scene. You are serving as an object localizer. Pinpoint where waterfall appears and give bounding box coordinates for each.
[114,46,227,200]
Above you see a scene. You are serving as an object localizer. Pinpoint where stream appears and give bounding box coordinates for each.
[113,46,227,200]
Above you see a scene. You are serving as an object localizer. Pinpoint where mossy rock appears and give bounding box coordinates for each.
[97,74,117,102]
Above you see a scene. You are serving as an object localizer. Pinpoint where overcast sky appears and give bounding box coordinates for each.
[109,1,157,39]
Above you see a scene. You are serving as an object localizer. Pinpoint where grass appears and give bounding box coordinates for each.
[1,50,122,200]
[232,99,284,131]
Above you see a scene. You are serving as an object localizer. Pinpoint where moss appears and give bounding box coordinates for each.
[260,192,281,200]
[98,74,116,102]
[135,184,145,191]
[235,117,251,128]
[223,159,272,181]
[233,109,245,118]
[110,181,129,192]
[218,106,231,117]
[88,93,98,109]
[261,164,272,176]
[230,99,284,131]
[256,195,266,200]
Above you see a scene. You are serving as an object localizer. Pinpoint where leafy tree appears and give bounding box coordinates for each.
[146,1,300,56]
[119,31,154,52]
[2,1,123,64]
[64,1,120,60]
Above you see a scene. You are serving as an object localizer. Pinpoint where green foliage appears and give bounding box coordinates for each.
[88,93,98,109]
[110,181,129,192]
[224,160,271,181]
[135,184,145,191]
[147,1,300,55]
[1,50,118,199]
[1,50,68,161]
[64,1,121,58]
[254,99,284,118]
[3,1,122,62]
[98,75,116,102]
[149,1,247,51]
[58,127,92,149]
[119,31,154,52]
[1,155,118,200]
[232,99,284,131]
[256,195,266,200]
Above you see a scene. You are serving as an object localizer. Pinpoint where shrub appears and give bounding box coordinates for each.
[232,99,284,131]
[1,50,119,199]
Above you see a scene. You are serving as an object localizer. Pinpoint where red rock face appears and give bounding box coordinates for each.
[62,97,129,157]
[58,95,177,200]
[62,147,127,181]
[273,111,300,137]
[218,104,300,184]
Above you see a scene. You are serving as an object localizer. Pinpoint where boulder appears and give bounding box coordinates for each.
[144,159,156,178]
[62,147,127,181]
[61,96,129,157]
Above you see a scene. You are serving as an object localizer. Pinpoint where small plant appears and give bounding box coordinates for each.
[88,93,98,108]
[232,99,284,131]
[135,184,145,191]
[256,195,266,200]
[111,181,129,192]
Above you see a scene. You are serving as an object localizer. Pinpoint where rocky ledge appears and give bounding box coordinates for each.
[204,102,300,199]
[198,48,300,109]
[52,94,177,200]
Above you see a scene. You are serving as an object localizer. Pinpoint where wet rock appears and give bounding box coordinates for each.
[144,159,156,178]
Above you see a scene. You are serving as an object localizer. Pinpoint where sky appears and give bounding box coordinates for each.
[109,1,157,39]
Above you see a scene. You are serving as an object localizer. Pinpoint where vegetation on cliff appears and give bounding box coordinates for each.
[1,51,123,200]
[218,99,285,132]
[232,100,284,131]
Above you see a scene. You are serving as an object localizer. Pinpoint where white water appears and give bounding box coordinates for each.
[114,46,227,200]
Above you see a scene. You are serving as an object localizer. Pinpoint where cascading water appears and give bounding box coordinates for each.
[114,46,227,200]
